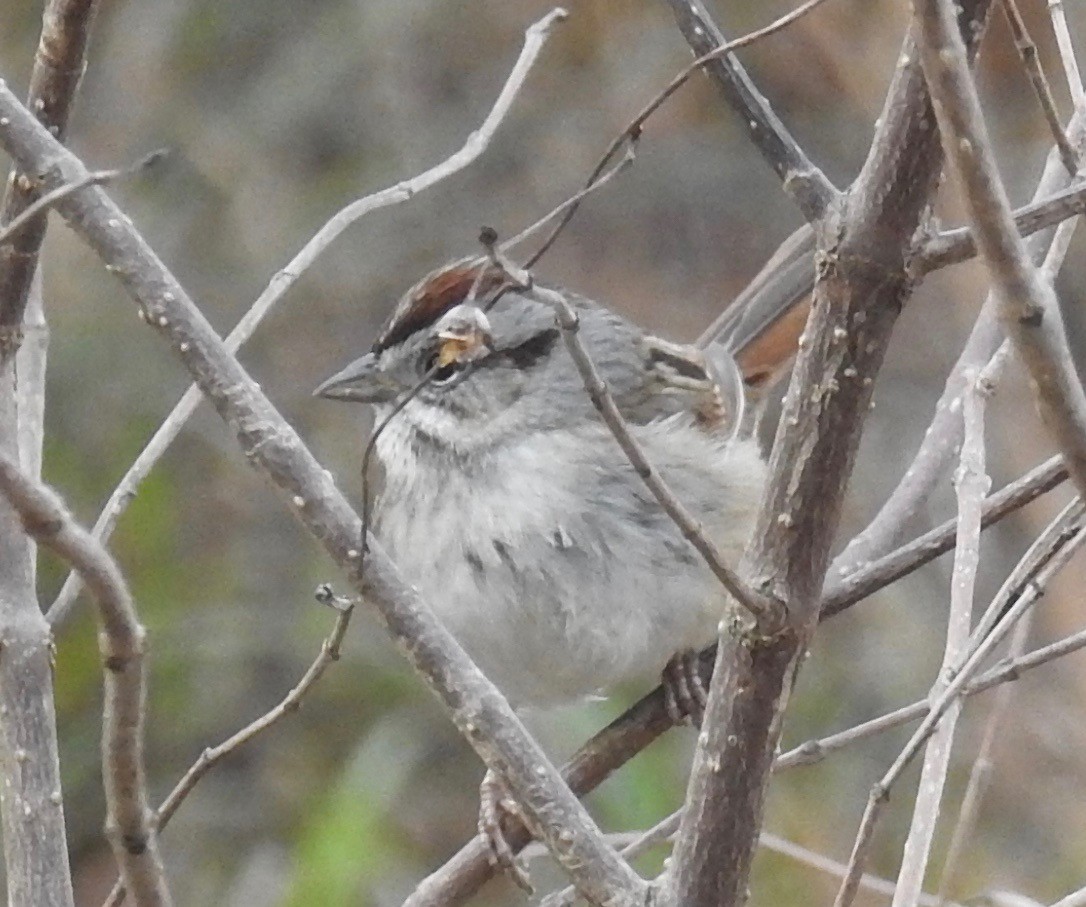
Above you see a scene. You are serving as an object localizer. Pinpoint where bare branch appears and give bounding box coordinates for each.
[529,0,837,264]
[1000,0,1080,175]
[834,505,1086,907]
[482,235,784,629]
[822,452,1066,618]
[936,614,1032,901]
[0,150,165,247]
[892,371,991,907]
[666,6,994,903]
[661,0,838,222]
[917,179,1086,274]
[45,8,566,628]
[0,83,648,907]
[102,588,354,907]
[832,93,1086,581]
[780,617,1086,773]
[0,0,101,332]
[0,455,170,907]
[1049,0,1085,114]
[917,0,1086,501]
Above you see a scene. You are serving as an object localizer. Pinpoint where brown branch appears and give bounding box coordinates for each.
[482,236,784,630]
[0,0,101,334]
[916,178,1086,274]
[102,588,354,907]
[661,0,838,222]
[45,8,566,629]
[821,453,1067,618]
[999,0,1080,176]
[665,4,994,904]
[0,456,170,907]
[0,83,648,907]
[918,0,1086,502]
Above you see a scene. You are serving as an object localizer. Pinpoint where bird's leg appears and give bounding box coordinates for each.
[478,768,533,893]
[662,648,709,727]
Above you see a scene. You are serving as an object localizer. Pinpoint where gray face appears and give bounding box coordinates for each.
[315,283,583,457]
[314,264,689,458]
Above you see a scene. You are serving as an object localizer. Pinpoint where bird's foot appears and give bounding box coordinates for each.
[662,649,709,727]
[479,769,533,893]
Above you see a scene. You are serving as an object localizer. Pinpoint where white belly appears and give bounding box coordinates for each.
[375,418,765,707]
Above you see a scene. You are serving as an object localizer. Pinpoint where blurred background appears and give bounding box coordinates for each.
[3,0,1086,904]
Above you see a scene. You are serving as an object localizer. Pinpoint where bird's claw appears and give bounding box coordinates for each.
[479,769,533,894]
[662,649,709,727]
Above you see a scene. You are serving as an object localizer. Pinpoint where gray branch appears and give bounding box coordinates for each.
[917,0,1086,501]
[0,456,170,907]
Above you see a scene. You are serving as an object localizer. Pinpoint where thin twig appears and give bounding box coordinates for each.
[504,138,636,255]
[892,370,991,907]
[916,179,1086,274]
[0,455,171,907]
[0,150,166,247]
[936,614,1033,903]
[1000,0,1080,175]
[44,8,567,628]
[102,588,354,907]
[918,0,1086,502]
[481,232,784,630]
[834,512,1086,907]
[529,0,836,264]
[761,832,966,907]
[779,618,1086,774]
[661,0,838,222]
[821,453,1067,618]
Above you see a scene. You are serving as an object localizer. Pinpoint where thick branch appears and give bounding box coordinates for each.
[666,4,994,905]
[0,82,647,907]
[0,456,170,907]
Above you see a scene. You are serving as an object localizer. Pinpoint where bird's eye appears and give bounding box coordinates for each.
[422,351,462,385]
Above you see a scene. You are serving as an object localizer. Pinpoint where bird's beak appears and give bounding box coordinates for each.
[313,353,400,404]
